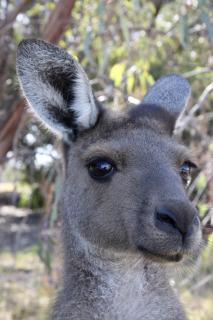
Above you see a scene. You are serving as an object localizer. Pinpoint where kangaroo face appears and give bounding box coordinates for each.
[63,106,201,263]
[17,39,202,264]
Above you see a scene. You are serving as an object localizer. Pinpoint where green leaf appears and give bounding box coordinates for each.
[119,15,130,44]
[126,73,135,94]
[27,3,43,16]
[83,28,94,65]
[147,74,155,86]
[97,0,105,34]
[58,40,66,48]
[110,63,126,87]
[140,71,150,93]
[64,29,72,38]
[46,2,55,10]
[196,173,206,190]
[197,202,208,218]
[208,142,213,152]
[98,44,109,74]
[180,14,188,48]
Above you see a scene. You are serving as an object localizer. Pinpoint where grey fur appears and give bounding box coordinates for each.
[16,40,202,320]
[143,74,191,118]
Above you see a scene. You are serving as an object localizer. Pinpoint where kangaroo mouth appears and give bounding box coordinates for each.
[137,245,183,263]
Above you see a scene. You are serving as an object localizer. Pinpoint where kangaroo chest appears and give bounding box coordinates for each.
[78,267,186,320]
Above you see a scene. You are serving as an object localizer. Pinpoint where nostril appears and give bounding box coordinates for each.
[155,206,199,237]
[156,210,178,229]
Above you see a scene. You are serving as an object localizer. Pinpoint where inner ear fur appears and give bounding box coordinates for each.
[16,39,100,140]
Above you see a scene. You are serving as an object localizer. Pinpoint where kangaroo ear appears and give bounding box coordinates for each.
[143,74,191,120]
[16,39,100,140]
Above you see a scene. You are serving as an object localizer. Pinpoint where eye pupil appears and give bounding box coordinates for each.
[88,159,115,180]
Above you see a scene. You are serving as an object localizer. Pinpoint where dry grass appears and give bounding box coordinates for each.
[182,290,213,320]
[0,248,53,320]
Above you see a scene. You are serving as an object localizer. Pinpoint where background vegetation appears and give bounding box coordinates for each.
[0,0,212,319]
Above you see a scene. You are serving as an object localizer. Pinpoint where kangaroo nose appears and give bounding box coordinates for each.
[155,207,198,236]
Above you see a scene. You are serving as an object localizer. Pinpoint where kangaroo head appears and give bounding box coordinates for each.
[17,39,202,264]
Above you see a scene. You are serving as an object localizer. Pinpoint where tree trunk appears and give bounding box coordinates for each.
[0,0,76,163]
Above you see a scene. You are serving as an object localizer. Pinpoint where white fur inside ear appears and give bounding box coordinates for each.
[33,78,66,112]
[68,65,98,129]
[20,77,69,136]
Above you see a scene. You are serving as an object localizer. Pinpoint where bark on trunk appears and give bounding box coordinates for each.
[0,0,76,163]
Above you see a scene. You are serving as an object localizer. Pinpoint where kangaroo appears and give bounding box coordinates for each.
[16,39,202,320]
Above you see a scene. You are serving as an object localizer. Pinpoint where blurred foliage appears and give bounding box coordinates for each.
[0,0,212,319]
[0,247,53,320]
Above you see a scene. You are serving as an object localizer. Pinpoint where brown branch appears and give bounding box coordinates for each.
[187,82,213,119]
[43,0,76,43]
[0,99,25,162]
[175,81,213,134]
[0,0,76,163]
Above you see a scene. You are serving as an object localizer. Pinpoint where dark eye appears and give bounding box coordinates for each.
[87,158,116,180]
[180,161,197,187]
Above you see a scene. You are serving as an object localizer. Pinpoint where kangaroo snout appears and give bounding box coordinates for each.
[155,203,200,238]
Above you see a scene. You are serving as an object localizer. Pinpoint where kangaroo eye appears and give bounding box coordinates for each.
[180,161,197,187]
[87,158,116,180]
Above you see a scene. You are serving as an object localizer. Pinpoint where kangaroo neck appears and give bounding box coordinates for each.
[59,236,183,320]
